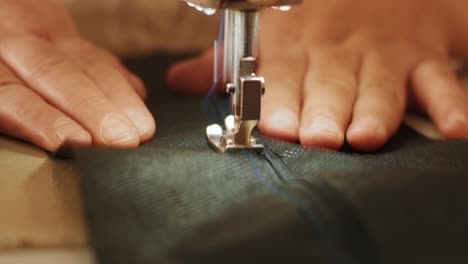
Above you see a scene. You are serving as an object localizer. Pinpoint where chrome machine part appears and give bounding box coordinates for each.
[186,0,301,10]
[186,0,301,153]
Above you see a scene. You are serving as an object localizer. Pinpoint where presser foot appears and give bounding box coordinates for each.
[206,115,264,153]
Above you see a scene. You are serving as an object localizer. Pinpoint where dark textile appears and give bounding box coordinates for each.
[73,54,468,264]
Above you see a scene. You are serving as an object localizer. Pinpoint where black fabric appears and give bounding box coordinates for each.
[73,54,468,264]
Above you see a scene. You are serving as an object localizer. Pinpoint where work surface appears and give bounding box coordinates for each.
[0,135,92,263]
[0,54,178,263]
[0,54,468,264]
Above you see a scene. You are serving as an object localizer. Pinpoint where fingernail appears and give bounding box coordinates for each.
[349,116,386,136]
[126,111,156,136]
[306,117,341,138]
[101,115,138,145]
[267,109,299,131]
[67,132,92,145]
[300,117,343,150]
[55,118,91,144]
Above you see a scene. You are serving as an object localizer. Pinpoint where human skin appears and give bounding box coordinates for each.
[0,0,155,152]
[167,0,468,152]
[1,0,468,153]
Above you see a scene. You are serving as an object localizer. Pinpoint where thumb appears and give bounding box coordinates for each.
[166,49,215,94]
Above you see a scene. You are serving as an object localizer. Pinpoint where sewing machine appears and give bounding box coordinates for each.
[184,0,302,153]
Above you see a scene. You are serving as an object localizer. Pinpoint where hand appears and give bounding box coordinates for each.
[0,0,155,152]
[167,0,468,152]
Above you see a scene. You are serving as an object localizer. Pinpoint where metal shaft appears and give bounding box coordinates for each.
[223,9,262,146]
[186,0,302,153]
[223,9,259,87]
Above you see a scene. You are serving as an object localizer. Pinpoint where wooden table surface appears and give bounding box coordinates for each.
[0,137,91,263]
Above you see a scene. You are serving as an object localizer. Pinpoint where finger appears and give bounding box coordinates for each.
[102,55,147,100]
[411,59,468,138]
[166,49,214,94]
[257,54,306,141]
[347,50,410,152]
[61,38,156,142]
[123,70,147,100]
[105,60,147,100]
[59,38,148,100]
[258,8,306,141]
[0,34,140,147]
[0,62,91,152]
[300,47,360,150]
